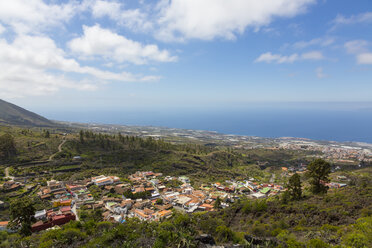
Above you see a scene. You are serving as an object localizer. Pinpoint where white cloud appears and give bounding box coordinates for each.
[316,67,327,78]
[301,51,324,60]
[344,40,372,65]
[255,52,298,64]
[357,53,372,65]
[255,51,324,63]
[66,0,317,42]
[344,40,369,54]
[0,67,97,99]
[0,24,5,34]
[155,0,316,41]
[0,34,158,98]
[332,12,372,28]
[91,0,121,18]
[293,37,335,49]
[68,25,177,64]
[0,0,87,34]
[91,0,153,31]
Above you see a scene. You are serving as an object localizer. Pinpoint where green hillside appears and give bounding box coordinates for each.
[0,126,371,248]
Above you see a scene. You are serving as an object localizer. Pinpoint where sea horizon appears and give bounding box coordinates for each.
[40,106,372,144]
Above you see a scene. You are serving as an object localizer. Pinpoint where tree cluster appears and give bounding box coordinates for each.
[9,197,36,236]
[0,133,17,160]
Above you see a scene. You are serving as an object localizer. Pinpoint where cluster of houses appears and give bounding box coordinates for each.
[32,179,88,232]
[1,169,349,233]
[325,182,347,189]
[279,141,372,163]
[98,171,287,223]
[32,207,76,232]
[38,179,94,206]
[0,180,24,192]
[206,179,284,200]
[281,164,308,174]
[100,171,209,222]
[31,171,287,232]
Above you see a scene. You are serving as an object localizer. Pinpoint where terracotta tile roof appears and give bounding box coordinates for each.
[134,209,148,218]
[157,210,172,217]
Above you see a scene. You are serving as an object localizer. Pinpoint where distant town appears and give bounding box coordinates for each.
[61,121,372,164]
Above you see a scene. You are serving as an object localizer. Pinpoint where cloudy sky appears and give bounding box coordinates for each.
[0,0,372,114]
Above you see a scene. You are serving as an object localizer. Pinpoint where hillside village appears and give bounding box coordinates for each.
[0,166,350,234]
[29,171,285,232]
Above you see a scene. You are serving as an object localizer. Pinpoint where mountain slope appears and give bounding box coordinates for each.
[0,99,54,127]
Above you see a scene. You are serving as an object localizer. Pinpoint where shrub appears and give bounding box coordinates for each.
[215,225,234,243]
[253,199,268,212]
[96,221,113,232]
[0,231,8,242]
[271,228,283,236]
[39,240,53,248]
[173,214,191,228]
[307,238,330,248]
[342,232,368,248]
[242,199,267,214]
[361,207,372,217]
[251,221,270,237]
[321,224,339,232]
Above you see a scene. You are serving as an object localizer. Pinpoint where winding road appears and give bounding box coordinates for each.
[72,203,79,221]
[48,138,67,161]
[3,136,68,179]
[4,167,14,179]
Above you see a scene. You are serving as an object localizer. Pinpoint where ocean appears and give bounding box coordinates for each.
[42,106,372,143]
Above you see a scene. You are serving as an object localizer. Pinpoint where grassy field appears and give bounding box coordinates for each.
[0,125,64,163]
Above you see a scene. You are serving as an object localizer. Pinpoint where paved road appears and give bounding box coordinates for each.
[72,203,79,221]
[4,167,14,179]
[5,167,9,177]
[48,138,67,161]
[269,173,276,183]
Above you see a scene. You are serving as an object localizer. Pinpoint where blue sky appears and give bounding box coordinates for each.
[0,0,372,114]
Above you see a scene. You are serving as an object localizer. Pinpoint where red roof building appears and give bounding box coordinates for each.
[31,212,76,232]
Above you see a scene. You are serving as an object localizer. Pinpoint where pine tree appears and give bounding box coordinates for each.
[0,133,17,160]
[287,173,302,200]
[9,197,36,236]
[214,197,222,209]
[79,130,84,143]
[307,158,331,194]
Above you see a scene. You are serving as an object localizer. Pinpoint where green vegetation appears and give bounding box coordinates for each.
[287,173,302,200]
[1,125,371,247]
[123,189,151,200]
[307,158,331,194]
[0,125,316,184]
[55,130,318,185]
[0,134,16,161]
[214,196,222,209]
[8,197,36,236]
[164,179,183,188]
[1,183,371,247]
[0,125,64,163]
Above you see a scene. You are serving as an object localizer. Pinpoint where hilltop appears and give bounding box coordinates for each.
[0,99,54,127]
